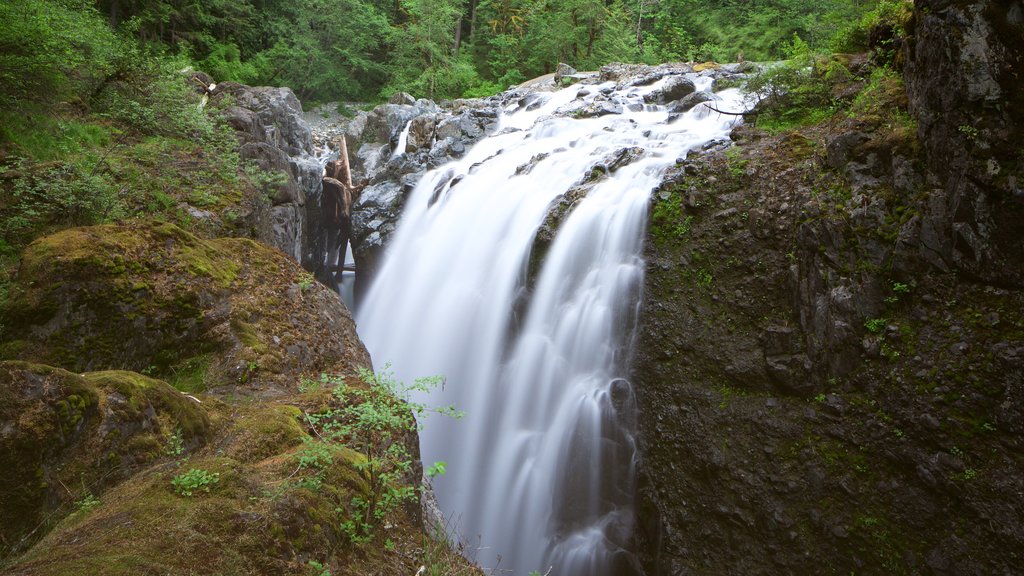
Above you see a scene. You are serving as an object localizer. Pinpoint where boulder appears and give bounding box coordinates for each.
[0,362,210,556]
[670,91,714,114]
[211,83,313,156]
[643,76,696,104]
[0,222,370,393]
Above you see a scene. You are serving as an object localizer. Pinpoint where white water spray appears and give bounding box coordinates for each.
[357,75,745,575]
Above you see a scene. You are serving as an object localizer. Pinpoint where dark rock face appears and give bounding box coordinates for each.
[631,10,1024,572]
[634,123,1024,575]
[210,82,326,269]
[902,0,1024,287]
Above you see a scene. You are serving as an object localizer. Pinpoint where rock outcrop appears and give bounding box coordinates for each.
[346,97,499,301]
[902,0,1024,287]
[631,5,1024,573]
[0,222,368,394]
[0,362,210,556]
[0,220,476,575]
[210,83,328,272]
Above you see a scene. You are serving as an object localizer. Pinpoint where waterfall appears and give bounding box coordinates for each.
[357,75,744,575]
[391,120,412,159]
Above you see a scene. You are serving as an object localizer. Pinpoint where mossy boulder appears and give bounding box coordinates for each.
[3,391,478,576]
[0,362,210,559]
[0,221,370,394]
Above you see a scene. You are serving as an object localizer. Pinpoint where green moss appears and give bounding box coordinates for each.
[83,371,210,443]
[230,318,268,354]
[224,404,306,463]
[0,362,101,558]
[164,354,212,393]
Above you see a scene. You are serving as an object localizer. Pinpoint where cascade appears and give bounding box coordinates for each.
[357,75,745,575]
[391,120,413,159]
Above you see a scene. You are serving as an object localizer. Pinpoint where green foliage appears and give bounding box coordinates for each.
[865,317,887,334]
[651,188,694,243]
[307,560,332,576]
[829,0,911,54]
[0,0,121,108]
[298,367,462,543]
[171,468,220,496]
[165,428,185,457]
[74,493,101,514]
[745,35,837,132]
[384,0,470,100]
[0,157,125,243]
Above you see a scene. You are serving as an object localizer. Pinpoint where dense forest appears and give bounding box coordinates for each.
[0,0,904,261]
[4,0,897,105]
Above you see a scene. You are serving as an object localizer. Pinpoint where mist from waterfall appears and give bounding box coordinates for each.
[356,75,744,575]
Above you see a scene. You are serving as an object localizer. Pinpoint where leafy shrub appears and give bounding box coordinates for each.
[0,159,124,242]
[0,0,121,108]
[745,35,837,132]
[298,367,462,543]
[171,468,220,496]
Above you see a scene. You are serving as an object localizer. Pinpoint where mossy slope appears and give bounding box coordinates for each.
[1,221,369,395]
[0,362,210,558]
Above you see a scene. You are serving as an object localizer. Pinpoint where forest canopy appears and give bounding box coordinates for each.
[3,0,899,105]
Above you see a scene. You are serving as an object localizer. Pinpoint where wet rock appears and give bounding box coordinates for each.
[406,114,437,152]
[554,62,579,86]
[212,83,312,156]
[903,0,1024,287]
[644,76,696,104]
[240,142,300,205]
[671,91,714,113]
[388,92,416,106]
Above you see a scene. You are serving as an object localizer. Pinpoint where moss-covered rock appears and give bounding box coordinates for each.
[633,59,1023,574]
[3,384,479,576]
[0,362,210,559]
[0,221,370,395]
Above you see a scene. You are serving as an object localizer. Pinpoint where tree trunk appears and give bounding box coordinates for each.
[453,16,463,54]
[468,0,478,44]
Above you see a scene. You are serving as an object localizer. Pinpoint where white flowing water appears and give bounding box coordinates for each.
[391,120,412,159]
[357,76,745,575]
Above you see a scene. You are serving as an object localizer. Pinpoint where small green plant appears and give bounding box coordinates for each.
[425,461,448,478]
[299,366,463,543]
[165,428,184,457]
[307,560,331,576]
[298,271,315,291]
[650,190,694,243]
[814,393,826,404]
[886,281,912,304]
[171,468,220,496]
[958,124,979,142]
[962,468,977,481]
[864,317,887,333]
[298,376,321,393]
[695,268,714,288]
[75,493,101,514]
[243,161,289,200]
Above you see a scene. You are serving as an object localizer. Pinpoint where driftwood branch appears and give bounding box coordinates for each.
[701,103,757,117]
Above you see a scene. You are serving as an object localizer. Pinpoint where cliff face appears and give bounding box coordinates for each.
[902,0,1024,287]
[632,2,1024,574]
